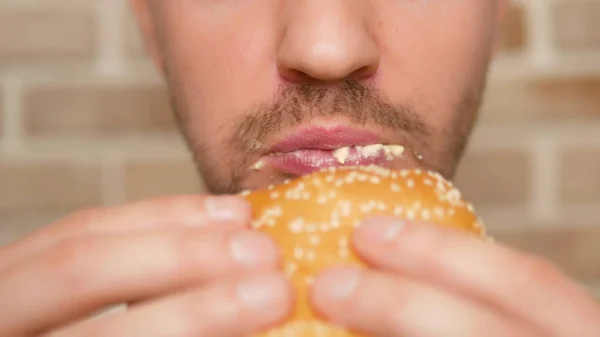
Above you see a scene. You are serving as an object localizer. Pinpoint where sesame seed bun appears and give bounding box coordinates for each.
[242,165,486,337]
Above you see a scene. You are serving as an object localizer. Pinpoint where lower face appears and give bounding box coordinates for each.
[138,0,502,194]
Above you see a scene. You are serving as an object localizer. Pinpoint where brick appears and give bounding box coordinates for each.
[481,78,600,123]
[0,211,68,246]
[0,162,103,213]
[0,5,95,65]
[499,3,526,52]
[554,1,600,50]
[494,226,600,283]
[560,147,600,203]
[124,160,205,202]
[23,84,177,136]
[454,149,531,207]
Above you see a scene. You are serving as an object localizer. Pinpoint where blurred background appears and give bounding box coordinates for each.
[0,1,599,298]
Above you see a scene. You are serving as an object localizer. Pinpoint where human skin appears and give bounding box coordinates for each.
[130,0,504,193]
[0,1,598,336]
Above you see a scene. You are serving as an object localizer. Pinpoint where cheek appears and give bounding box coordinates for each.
[378,0,495,128]
[157,6,277,142]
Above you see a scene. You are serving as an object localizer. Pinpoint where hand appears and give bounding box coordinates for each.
[311,217,600,337]
[0,195,292,337]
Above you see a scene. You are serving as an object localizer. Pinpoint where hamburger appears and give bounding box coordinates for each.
[240,164,486,337]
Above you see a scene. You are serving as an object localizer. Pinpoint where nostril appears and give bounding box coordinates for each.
[349,65,378,81]
[279,65,378,85]
[278,67,312,84]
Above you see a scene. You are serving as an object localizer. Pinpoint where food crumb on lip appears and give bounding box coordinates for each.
[330,144,407,164]
[251,159,265,170]
[332,147,350,164]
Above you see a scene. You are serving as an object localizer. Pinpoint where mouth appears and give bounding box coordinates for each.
[250,125,419,176]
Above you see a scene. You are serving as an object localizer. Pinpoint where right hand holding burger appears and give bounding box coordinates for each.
[0,195,293,337]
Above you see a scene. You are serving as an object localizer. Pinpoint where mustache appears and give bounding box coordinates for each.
[229,80,429,152]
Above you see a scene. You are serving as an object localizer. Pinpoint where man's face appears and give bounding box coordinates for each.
[131,0,506,194]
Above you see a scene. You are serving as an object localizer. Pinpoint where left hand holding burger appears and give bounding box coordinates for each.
[312,217,600,337]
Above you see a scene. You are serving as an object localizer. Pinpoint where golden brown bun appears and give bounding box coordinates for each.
[241,165,486,337]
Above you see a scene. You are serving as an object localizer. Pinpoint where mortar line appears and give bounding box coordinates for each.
[95,0,127,77]
[100,153,126,207]
[529,136,560,223]
[0,77,24,153]
[524,0,558,69]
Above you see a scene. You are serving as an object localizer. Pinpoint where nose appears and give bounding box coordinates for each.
[277,1,380,84]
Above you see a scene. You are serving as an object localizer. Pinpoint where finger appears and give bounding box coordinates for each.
[48,273,293,337]
[352,217,600,336]
[0,194,251,271]
[312,266,540,337]
[0,227,279,336]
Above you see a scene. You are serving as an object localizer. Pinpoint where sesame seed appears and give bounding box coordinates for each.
[338,201,352,217]
[289,217,304,233]
[434,207,445,217]
[284,262,297,276]
[309,235,321,245]
[339,237,348,247]
[293,247,304,259]
[407,179,415,188]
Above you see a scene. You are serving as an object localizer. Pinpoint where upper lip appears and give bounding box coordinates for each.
[268,125,388,154]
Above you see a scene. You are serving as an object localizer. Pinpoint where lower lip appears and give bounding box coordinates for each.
[264,148,393,176]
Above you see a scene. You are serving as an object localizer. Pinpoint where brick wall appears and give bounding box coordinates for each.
[1,1,599,298]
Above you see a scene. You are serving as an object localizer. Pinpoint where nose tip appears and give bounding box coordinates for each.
[278,41,379,83]
[277,4,380,84]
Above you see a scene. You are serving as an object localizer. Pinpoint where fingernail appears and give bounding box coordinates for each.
[315,267,362,301]
[358,217,405,242]
[205,196,250,221]
[237,274,286,309]
[230,231,277,268]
